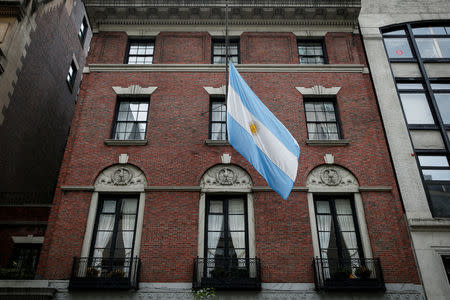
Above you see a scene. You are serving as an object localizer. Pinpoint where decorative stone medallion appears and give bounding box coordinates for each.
[320,168,341,186]
[95,164,147,188]
[306,164,358,190]
[201,164,252,191]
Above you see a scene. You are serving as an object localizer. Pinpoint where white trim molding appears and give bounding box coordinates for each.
[296,85,341,96]
[203,85,226,95]
[12,235,44,244]
[112,85,158,96]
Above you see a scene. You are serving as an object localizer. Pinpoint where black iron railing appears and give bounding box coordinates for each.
[193,257,261,290]
[69,257,140,290]
[0,259,37,279]
[313,257,385,291]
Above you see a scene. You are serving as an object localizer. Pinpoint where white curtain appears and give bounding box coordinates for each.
[207,215,223,259]
[229,215,246,267]
[317,214,332,278]
[335,199,360,273]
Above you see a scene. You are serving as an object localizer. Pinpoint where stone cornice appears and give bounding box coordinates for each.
[409,218,450,231]
[87,64,368,73]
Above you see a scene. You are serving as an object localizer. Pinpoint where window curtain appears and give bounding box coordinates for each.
[92,214,115,273]
[335,199,360,271]
[207,215,223,259]
[228,199,246,267]
[317,214,332,278]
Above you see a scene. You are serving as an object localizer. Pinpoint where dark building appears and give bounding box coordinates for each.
[0,0,91,291]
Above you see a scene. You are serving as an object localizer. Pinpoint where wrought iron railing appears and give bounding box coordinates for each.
[193,257,261,290]
[0,259,37,279]
[69,257,140,290]
[313,257,385,291]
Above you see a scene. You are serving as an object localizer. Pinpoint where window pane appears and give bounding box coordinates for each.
[431,83,450,90]
[306,111,316,121]
[209,201,223,213]
[117,111,127,121]
[416,38,450,58]
[122,199,138,214]
[384,38,413,58]
[129,46,138,54]
[423,170,450,181]
[418,155,449,167]
[102,200,116,213]
[399,93,434,124]
[383,29,406,36]
[413,26,446,35]
[335,199,352,214]
[229,215,245,230]
[137,111,147,121]
[435,94,450,124]
[98,215,115,230]
[316,201,330,214]
[397,83,424,90]
[229,199,244,214]
[428,183,450,217]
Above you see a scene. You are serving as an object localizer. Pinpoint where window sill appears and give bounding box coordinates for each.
[205,139,230,146]
[104,139,148,146]
[305,139,349,146]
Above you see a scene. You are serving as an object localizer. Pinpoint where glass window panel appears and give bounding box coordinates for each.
[143,57,153,64]
[139,103,149,111]
[209,201,223,213]
[417,38,450,58]
[327,123,338,133]
[397,83,424,90]
[413,27,446,35]
[125,122,135,133]
[307,123,317,132]
[418,155,449,167]
[119,102,130,111]
[383,29,406,36]
[138,123,146,134]
[120,232,134,248]
[229,199,244,214]
[121,215,136,230]
[337,215,355,231]
[93,249,104,259]
[324,102,335,112]
[137,111,147,121]
[117,111,128,121]
[347,249,360,259]
[428,183,450,217]
[316,111,326,122]
[305,103,315,111]
[116,123,127,132]
[98,215,115,230]
[341,232,359,249]
[335,199,352,214]
[213,56,225,64]
[399,93,435,124]
[213,45,225,55]
[316,201,330,214]
[228,232,245,249]
[115,132,125,140]
[129,46,138,54]
[129,103,139,111]
[137,47,146,54]
[384,38,413,58]
[208,232,223,248]
[136,57,145,64]
[317,215,332,232]
[102,200,116,213]
[128,57,137,64]
[422,169,450,181]
[229,46,238,55]
[326,112,336,121]
[94,231,113,248]
[435,94,450,124]
[305,111,316,121]
[229,215,245,230]
[328,133,339,140]
[230,56,239,64]
[122,199,138,214]
[127,111,138,121]
[432,84,450,90]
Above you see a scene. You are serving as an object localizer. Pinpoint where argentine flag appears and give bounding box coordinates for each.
[227,62,300,200]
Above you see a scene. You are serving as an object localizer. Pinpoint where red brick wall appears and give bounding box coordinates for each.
[240,32,298,64]
[87,32,128,64]
[38,32,420,285]
[155,32,211,64]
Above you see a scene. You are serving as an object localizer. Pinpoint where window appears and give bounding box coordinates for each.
[66,60,77,90]
[433,83,450,125]
[112,99,149,140]
[209,97,226,140]
[204,195,248,277]
[127,41,154,64]
[304,100,340,140]
[298,41,326,64]
[418,155,450,217]
[314,196,364,273]
[7,243,41,278]
[442,256,450,283]
[90,195,139,272]
[212,39,239,64]
[78,17,88,45]
[413,26,450,59]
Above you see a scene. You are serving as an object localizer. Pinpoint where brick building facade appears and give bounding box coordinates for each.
[3,0,424,299]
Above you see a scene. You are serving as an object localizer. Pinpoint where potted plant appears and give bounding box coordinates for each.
[332,267,352,280]
[86,267,99,278]
[355,266,372,279]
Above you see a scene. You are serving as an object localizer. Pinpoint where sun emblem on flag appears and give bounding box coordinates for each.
[249,121,258,135]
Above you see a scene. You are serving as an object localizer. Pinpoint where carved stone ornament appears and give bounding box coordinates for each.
[95,164,147,188]
[201,164,252,191]
[307,164,358,190]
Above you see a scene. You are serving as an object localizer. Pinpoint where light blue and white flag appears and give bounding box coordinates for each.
[227,61,300,200]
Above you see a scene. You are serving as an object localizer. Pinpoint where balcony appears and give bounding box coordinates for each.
[193,257,261,291]
[69,257,140,290]
[313,257,386,291]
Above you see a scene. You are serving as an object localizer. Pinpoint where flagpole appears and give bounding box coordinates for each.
[225,0,229,98]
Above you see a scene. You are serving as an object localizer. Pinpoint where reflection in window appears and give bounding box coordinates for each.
[384,38,413,58]
[416,38,450,59]
[113,100,149,140]
[305,100,340,140]
[419,155,450,217]
[399,93,434,124]
[435,94,450,124]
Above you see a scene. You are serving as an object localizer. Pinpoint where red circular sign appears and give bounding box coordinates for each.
[395,49,404,55]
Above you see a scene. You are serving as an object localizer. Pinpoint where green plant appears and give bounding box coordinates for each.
[192,287,215,299]
[355,266,372,279]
